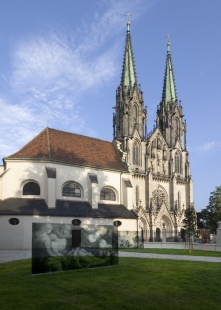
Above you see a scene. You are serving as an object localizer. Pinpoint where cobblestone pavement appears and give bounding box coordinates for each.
[0,250,221,264]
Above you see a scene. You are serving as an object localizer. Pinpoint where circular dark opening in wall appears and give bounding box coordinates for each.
[9,218,19,225]
[72,219,81,226]
[113,220,122,227]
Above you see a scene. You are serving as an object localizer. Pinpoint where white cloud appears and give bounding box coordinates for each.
[197,141,221,152]
[0,0,153,160]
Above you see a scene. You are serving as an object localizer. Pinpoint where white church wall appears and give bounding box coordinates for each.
[121,174,134,209]
[0,215,137,250]
[97,169,121,204]
[0,215,24,249]
[48,178,56,208]
[174,184,186,209]
[2,160,124,208]
[131,177,146,208]
[2,161,47,200]
[54,164,122,206]
[118,219,137,231]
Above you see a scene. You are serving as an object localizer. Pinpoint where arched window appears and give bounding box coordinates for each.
[136,185,139,206]
[152,187,167,211]
[157,138,162,150]
[178,191,181,209]
[163,145,167,160]
[176,118,179,133]
[175,152,181,173]
[133,105,137,121]
[152,139,156,148]
[100,187,116,201]
[62,182,81,197]
[133,141,140,166]
[23,182,40,195]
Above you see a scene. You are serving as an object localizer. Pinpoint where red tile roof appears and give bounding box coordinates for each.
[6,128,128,171]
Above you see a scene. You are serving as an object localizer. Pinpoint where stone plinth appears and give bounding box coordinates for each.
[216,221,221,245]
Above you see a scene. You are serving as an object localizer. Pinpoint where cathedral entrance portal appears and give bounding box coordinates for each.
[139,217,148,241]
[161,215,173,242]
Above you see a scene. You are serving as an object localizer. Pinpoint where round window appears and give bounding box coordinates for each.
[9,218,19,225]
[72,219,81,226]
[113,220,122,227]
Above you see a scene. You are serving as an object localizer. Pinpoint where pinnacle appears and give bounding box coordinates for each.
[161,48,177,106]
[120,26,138,92]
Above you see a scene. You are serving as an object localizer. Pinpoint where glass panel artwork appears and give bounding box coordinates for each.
[118,231,144,248]
[32,223,118,274]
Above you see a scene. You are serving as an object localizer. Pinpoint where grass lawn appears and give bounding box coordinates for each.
[0,258,221,310]
[120,248,221,257]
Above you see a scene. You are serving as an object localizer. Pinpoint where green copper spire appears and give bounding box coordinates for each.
[120,22,138,90]
[162,42,177,105]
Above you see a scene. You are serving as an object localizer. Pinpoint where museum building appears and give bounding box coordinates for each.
[0,22,194,249]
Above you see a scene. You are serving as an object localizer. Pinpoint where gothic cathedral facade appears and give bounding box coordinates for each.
[113,23,194,241]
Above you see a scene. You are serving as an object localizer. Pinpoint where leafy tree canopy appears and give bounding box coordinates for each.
[196,211,206,229]
[182,206,197,237]
[200,186,221,232]
[182,206,197,253]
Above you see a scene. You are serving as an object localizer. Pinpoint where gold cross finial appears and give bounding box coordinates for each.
[165,34,171,50]
[125,13,131,21]
[165,34,171,42]
[125,13,131,30]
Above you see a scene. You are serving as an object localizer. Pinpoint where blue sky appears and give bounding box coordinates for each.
[0,0,221,211]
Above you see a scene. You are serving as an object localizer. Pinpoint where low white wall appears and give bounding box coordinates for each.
[0,215,137,250]
[144,242,221,252]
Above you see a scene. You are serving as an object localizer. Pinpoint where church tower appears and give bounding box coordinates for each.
[155,41,191,180]
[113,25,194,242]
[113,21,147,170]
[156,41,187,151]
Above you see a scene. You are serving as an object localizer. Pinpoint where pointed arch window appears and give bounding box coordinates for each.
[136,186,139,206]
[178,191,181,209]
[133,141,140,166]
[157,138,162,150]
[133,105,137,121]
[175,152,181,173]
[176,118,179,132]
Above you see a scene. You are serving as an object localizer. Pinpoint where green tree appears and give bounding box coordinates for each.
[196,211,206,229]
[182,206,197,253]
[200,186,221,233]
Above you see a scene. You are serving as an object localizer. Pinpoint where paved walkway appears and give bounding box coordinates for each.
[0,250,32,264]
[1,250,221,264]
[119,251,221,262]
